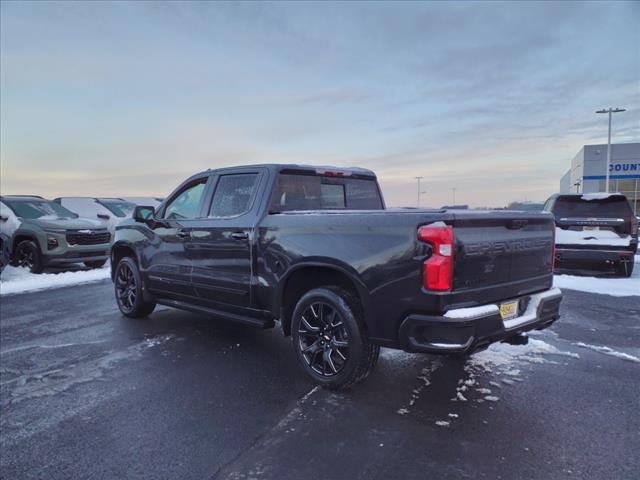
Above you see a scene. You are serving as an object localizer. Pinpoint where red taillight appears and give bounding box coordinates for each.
[417,224,454,291]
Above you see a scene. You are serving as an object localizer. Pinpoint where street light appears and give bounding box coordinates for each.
[414,176,424,208]
[452,187,456,205]
[573,181,582,194]
[595,107,626,193]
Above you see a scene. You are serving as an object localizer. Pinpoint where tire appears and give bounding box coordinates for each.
[291,287,379,390]
[84,260,107,269]
[114,257,156,318]
[14,240,44,274]
[615,261,634,278]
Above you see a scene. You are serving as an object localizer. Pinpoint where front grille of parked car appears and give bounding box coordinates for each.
[65,250,108,258]
[66,231,111,245]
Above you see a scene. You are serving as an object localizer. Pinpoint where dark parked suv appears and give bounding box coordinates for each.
[545,193,638,277]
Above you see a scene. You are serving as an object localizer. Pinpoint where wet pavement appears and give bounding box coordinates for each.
[1,280,638,479]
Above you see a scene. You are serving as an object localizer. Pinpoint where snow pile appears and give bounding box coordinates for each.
[0,265,110,296]
[555,227,631,247]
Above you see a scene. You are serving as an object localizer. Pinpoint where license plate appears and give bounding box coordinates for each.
[583,226,599,231]
[499,300,519,320]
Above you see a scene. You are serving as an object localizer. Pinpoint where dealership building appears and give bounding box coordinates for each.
[560,142,640,214]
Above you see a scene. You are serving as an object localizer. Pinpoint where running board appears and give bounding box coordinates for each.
[157,299,275,329]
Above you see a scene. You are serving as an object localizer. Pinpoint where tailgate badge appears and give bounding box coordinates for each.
[506,219,528,230]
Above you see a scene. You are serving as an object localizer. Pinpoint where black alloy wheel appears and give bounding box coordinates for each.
[114,257,156,318]
[116,261,137,313]
[291,287,379,389]
[297,302,350,377]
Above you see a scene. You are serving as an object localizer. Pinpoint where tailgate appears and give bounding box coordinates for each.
[452,212,554,291]
[555,217,634,250]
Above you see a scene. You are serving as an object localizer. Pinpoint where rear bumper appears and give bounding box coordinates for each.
[555,247,635,264]
[43,249,109,266]
[398,288,562,354]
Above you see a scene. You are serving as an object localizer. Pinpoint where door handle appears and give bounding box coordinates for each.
[176,229,191,239]
[231,231,249,240]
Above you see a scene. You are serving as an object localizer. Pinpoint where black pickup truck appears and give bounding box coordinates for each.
[111,164,561,388]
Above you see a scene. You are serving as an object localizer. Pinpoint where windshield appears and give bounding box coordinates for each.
[552,196,632,218]
[99,200,136,218]
[4,199,77,219]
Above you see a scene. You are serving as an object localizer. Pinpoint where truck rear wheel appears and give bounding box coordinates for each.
[114,257,156,318]
[291,287,379,389]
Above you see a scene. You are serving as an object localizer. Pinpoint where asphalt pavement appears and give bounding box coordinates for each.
[1,280,638,480]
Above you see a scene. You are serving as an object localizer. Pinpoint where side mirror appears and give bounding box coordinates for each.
[97,213,110,220]
[133,206,155,223]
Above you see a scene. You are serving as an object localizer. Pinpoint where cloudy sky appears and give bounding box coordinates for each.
[1,1,638,207]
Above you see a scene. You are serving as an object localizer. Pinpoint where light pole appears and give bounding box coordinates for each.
[414,176,424,208]
[573,181,582,194]
[595,107,626,193]
[452,187,456,205]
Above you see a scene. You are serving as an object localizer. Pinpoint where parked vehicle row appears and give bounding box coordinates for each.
[111,163,562,388]
[54,197,163,234]
[1,179,635,281]
[0,195,163,274]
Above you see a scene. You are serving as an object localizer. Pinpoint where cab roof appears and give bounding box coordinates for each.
[0,195,46,202]
[196,163,377,179]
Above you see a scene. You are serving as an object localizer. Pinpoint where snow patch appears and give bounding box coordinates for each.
[456,391,468,402]
[573,342,640,363]
[435,420,450,427]
[555,227,631,247]
[444,304,499,319]
[554,268,639,298]
[581,192,621,200]
[395,358,442,416]
[0,265,110,296]
[470,338,579,373]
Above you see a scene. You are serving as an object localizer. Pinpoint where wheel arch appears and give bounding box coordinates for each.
[11,231,41,260]
[110,241,140,280]
[277,260,370,336]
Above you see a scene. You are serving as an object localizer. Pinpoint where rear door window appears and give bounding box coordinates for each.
[553,196,632,218]
[208,173,260,218]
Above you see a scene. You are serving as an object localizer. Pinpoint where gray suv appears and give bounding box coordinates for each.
[0,195,111,273]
